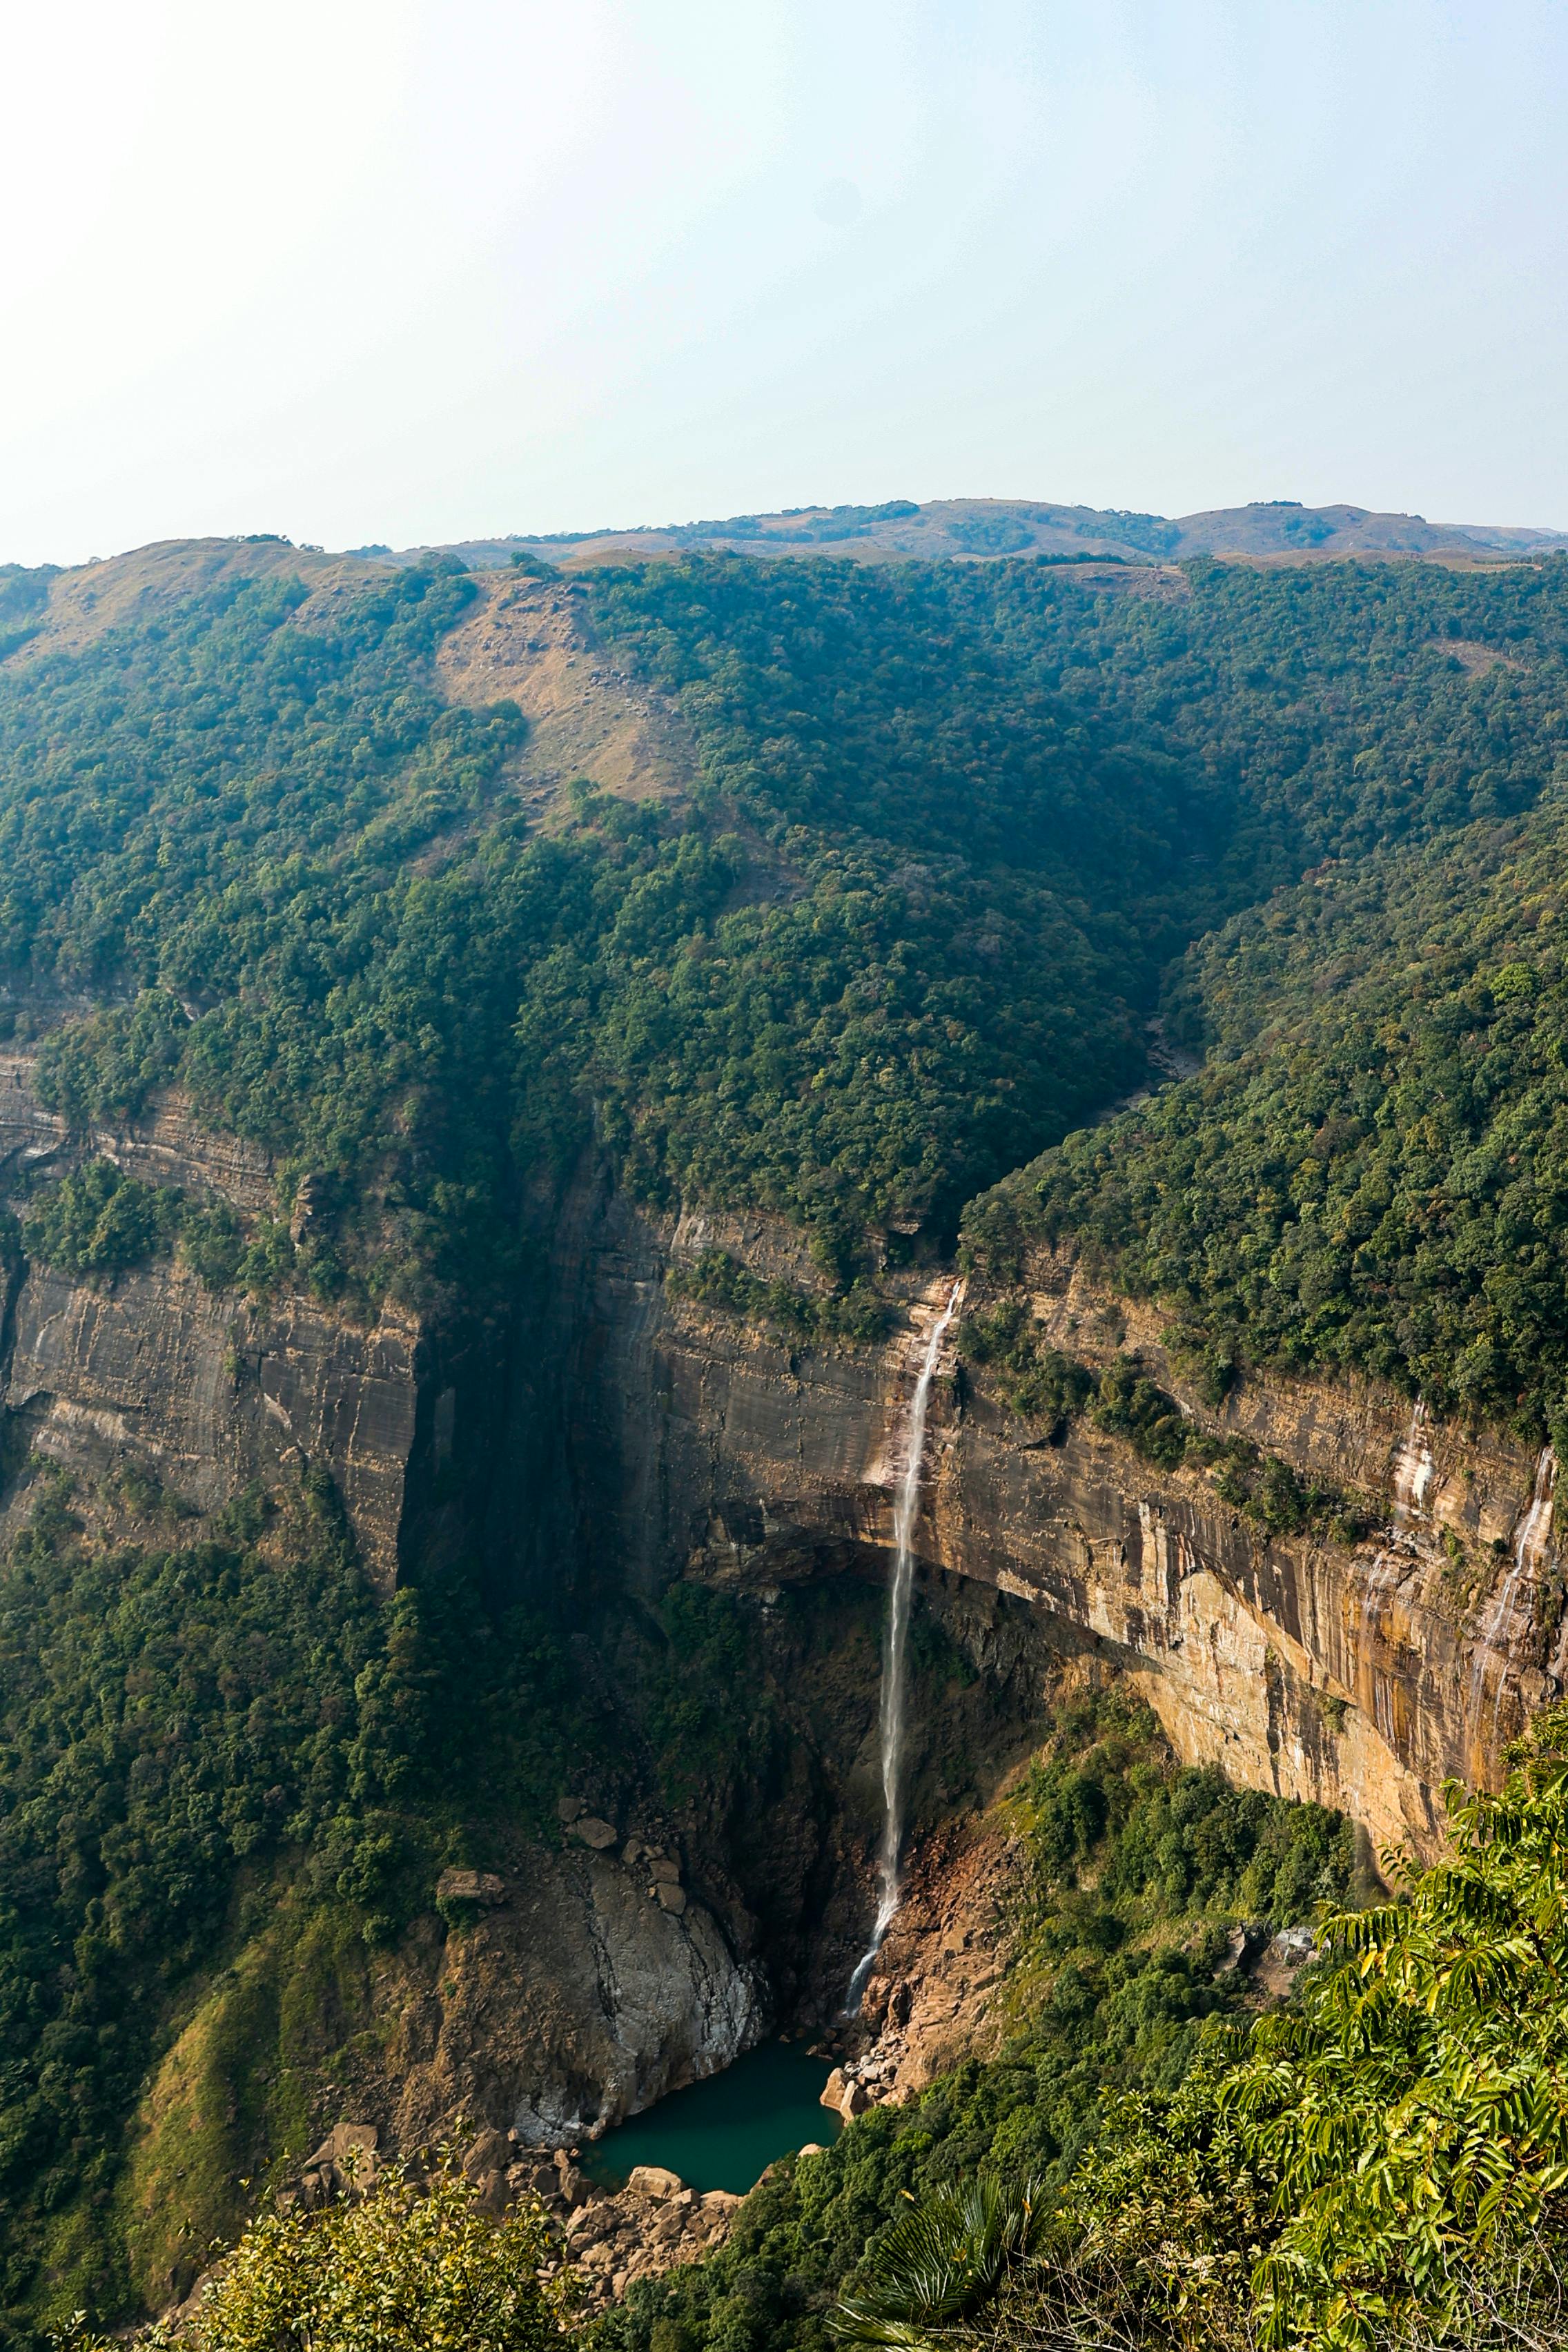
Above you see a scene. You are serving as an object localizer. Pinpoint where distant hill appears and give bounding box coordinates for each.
[374,496,1568,573]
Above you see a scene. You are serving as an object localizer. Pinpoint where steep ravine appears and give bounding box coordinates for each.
[0,1053,1558,2295]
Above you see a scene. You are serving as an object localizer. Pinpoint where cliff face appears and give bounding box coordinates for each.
[6,1030,1560,1853]
[555,1184,1563,1862]
[7,1052,1556,1865]
[6,1051,1562,2199]
[0,1054,435,1589]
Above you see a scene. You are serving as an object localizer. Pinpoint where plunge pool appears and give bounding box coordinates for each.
[583,2042,841,2196]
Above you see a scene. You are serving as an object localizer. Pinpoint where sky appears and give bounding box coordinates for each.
[3,0,1565,566]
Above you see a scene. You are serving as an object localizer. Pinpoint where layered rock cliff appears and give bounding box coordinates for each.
[1,1047,1558,2200]
[551,1182,1563,1863]
[7,1056,1560,1855]
[0,1054,424,1587]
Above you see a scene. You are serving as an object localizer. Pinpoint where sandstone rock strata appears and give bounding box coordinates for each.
[0,1054,435,1588]
[558,1186,1567,1857]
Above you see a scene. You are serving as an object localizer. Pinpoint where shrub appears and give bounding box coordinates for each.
[58,2157,574,2351]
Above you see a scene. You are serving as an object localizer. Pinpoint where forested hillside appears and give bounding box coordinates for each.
[3,547,1562,1296]
[6,538,1568,2344]
[3,545,1561,1303]
[966,576,1568,1437]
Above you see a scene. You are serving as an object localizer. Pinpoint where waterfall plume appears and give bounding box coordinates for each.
[845,1280,962,2015]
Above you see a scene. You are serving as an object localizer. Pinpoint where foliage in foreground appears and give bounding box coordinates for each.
[848,1703,1568,2352]
[832,2177,1045,2347]
[1231,1701,1568,2345]
[60,2157,572,2352]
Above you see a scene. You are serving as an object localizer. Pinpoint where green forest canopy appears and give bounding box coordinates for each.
[2,545,1565,1313]
[966,734,1568,1440]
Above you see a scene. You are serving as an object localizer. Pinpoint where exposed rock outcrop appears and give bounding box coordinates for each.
[3,1039,1560,2183]
[373,1845,765,2148]
[563,2173,745,2311]
[433,569,694,821]
[0,1052,451,1589]
[553,1182,1567,1859]
[8,1041,1552,1868]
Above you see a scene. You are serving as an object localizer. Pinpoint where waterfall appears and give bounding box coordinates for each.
[1516,1446,1558,1579]
[845,1281,962,2016]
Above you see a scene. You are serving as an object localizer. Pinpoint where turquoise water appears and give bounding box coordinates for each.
[583,2043,841,2195]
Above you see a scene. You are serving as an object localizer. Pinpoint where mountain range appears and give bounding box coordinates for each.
[372,493,1568,573]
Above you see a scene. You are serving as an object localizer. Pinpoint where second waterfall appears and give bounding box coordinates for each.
[845,1282,963,2015]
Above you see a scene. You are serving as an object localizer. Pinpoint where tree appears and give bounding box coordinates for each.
[1226,1705,1568,2348]
[57,2157,576,2352]
[832,2177,1045,2347]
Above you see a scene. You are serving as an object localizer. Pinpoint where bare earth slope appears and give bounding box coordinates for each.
[13,537,693,827]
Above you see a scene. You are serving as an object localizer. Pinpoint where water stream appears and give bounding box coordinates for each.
[845,1281,961,2015]
[1390,1400,1435,1522]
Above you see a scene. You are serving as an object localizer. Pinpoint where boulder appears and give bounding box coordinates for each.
[462,2126,512,2180]
[648,1856,681,1885]
[1214,1922,1271,1975]
[557,1796,586,1823]
[655,1883,688,1915]
[304,2121,380,2191]
[435,1868,507,1907]
[573,1816,619,1850]
[627,2164,685,2199]
[702,2189,743,2212]
[820,2069,869,2121]
[306,2121,380,2170]
[471,2168,510,2215]
[1253,1923,1318,1999]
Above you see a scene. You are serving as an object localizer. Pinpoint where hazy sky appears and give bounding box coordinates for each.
[4,0,1565,565]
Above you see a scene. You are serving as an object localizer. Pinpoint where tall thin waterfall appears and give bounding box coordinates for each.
[845,1282,962,2015]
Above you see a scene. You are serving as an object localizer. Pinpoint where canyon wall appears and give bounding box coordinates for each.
[10,1046,1565,2226]
[2,1046,1557,1879]
[556,1184,1564,1862]
[0,1052,447,1589]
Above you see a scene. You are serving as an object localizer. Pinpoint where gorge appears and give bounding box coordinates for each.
[3,529,1568,2342]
